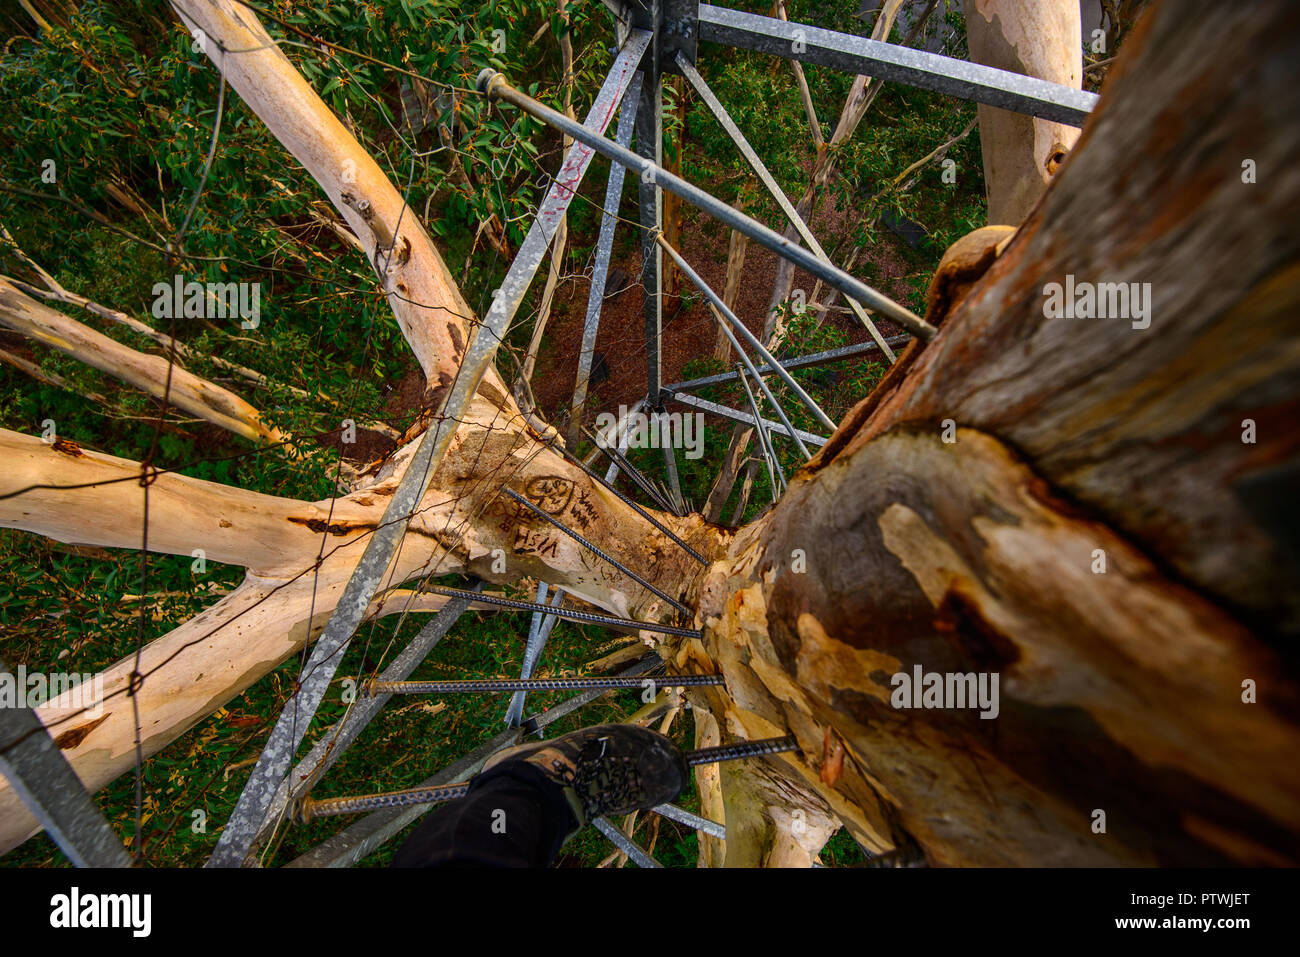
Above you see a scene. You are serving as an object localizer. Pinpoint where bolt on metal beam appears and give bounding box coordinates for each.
[665,390,827,448]
[676,51,896,362]
[502,487,692,615]
[478,68,936,341]
[695,3,1097,127]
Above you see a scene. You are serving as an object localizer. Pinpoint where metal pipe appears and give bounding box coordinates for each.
[418,583,703,639]
[657,234,835,435]
[737,362,786,496]
[593,816,661,867]
[585,424,678,513]
[651,802,727,840]
[666,390,826,447]
[478,68,936,341]
[572,72,643,436]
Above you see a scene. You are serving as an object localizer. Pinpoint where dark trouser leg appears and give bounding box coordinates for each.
[390,761,577,868]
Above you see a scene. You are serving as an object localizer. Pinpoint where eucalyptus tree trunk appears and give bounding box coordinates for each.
[964,0,1083,225]
[1,0,1296,867]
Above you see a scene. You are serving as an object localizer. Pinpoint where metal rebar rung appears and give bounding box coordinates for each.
[368,675,725,695]
[685,736,799,767]
[296,735,797,822]
[419,583,703,639]
[299,782,470,821]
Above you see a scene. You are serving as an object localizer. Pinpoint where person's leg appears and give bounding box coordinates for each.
[391,723,688,868]
[391,762,575,868]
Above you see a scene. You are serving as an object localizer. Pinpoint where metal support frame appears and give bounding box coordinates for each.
[587,424,678,513]
[658,234,834,433]
[634,34,665,409]
[478,70,936,341]
[664,390,827,448]
[571,72,642,441]
[664,334,910,394]
[285,727,522,868]
[196,0,1107,870]
[368,675,724,694]
[419,583,703,638]
[652,802,725,840]
[244,589,478,860]
[504,582,566,727]
[286,658,661,866]
[696,3,1097,126]
[677,51,896,362]
[503,487,691,614]
[553,440,708,564]
[0,662,131,867]
[659,420,686,514]
[737,362,785,499]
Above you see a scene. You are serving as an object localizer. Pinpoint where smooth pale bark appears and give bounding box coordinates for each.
[0,281,288,446]
[964,0,1082,224]
[169,0,482,397]
[0,571,476,852]
[0,428,370,574]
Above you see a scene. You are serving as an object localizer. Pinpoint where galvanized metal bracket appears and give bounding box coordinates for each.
[626,0,699,75]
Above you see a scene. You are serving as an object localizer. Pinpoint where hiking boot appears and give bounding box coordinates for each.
[482,723,688,830]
